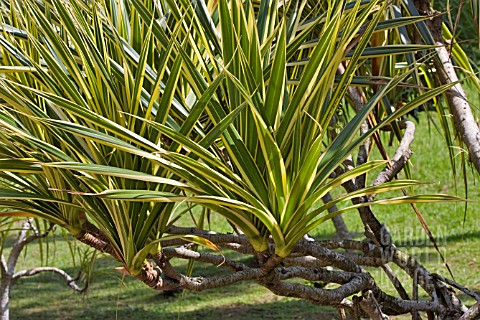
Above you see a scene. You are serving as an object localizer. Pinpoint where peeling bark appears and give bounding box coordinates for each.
[435,45,480,174]
[413,0,480,175]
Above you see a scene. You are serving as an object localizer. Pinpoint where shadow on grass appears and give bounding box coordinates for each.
[9,274,339,320]
[393,230,480,248]
[153,300,340,320]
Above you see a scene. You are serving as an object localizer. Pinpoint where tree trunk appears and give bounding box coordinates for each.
[414,0,480,175]
[0,276,11,320]
[0,220,84,320]
[434,45,480,174]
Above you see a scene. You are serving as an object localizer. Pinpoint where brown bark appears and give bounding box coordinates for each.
[67,219,471,318]
[74,229,120,260]
[136,262,178,290]
[311,239,465,317]
[458,302,480,320]
[356,290,389,320]
[69,173,469,319]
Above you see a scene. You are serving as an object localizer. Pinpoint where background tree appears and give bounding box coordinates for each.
[0,0,479,319]
[0,218,87,320]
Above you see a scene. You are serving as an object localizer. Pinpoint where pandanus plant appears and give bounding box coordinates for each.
[0,0,477,318]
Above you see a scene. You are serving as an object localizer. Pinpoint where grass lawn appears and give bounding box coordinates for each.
[4,111,480,319]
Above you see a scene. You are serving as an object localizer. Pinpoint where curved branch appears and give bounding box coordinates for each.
[12,267,87,292]
[178,269,260,291]
[136,263,179,290]
[261,274,371,307]
[163,247,247,272]
[311,238,467,314]
[137,254,259,291]
[275,266,363,285]
[370,121,415,195]
[373,288,446,315]
[293,239,362,272]
[119,234,465,317]
[70,220,468,317]
[356,290,389,320]
[283,256,336,268]
[459,302,480,320]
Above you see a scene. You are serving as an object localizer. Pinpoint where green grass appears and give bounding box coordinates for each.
[7,240,337,320]
[4,110,480,319]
